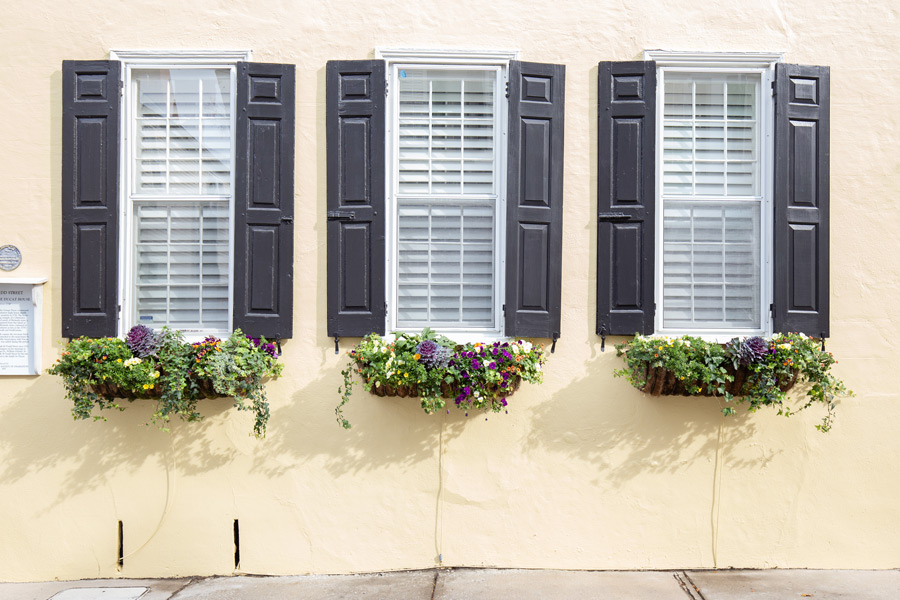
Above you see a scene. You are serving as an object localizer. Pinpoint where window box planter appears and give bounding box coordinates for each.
[637,363,798,397]
[614,333,851,431]
[48,327,282,437]
[336,330,545,429]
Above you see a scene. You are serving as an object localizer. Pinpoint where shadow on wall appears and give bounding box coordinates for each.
[247,345,469,480]
[523,352,771,485]
[0,377,239,511]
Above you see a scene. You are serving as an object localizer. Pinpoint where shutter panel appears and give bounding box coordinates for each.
[234,62,295,339]
[62,60,120,337]
[773,64,830,337]
[596,61,656,336]
[505,61,565,339]
[326,60,386,337]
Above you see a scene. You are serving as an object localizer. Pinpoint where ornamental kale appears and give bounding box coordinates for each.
[125,324,160,358]
[726,335,769,366]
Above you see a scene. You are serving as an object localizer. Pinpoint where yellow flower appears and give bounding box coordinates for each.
[142,384,149,390]
[116,358,122,363]
[403,372,408,378]
[153,371,160,378]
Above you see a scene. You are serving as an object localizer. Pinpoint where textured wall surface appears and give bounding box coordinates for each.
[0,0,898,581]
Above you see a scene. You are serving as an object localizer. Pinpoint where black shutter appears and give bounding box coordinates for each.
[326,60,386,337]
[506,61,565,339]
[62,60,120,338]
[596,61,656,336]
[773,64,830,337]
[234,62,295,339]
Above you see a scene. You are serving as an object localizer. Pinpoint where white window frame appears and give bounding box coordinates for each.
[645,50,782,340]
[377,49,517,342]
[111,50,251,340]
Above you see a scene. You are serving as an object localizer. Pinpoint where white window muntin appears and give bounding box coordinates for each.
[386,61,507,337]
[119,58,239,338]
[655,64,775,338]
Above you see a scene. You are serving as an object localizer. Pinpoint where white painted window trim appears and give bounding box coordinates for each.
[650,52,779,341]
[115,51,245,341]
[381,50,513,342]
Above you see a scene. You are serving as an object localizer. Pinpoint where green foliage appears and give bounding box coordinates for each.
[336,329,546,429]
[614,332,853,431]
[48,328,282,437]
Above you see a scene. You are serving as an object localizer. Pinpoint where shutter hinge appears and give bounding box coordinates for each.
[117,304,121,314]
[118,79,124,95]
[385,79,389,97]
[505,81,509,99]
[502,304,506,316]
[599,327,607,352]
[770,303,775,318]
[771,80,776,96]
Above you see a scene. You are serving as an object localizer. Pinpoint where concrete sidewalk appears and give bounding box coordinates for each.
[2,568,900,599]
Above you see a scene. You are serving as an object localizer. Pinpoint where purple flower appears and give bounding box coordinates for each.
[472,359,480,369]
[501,398,508,406]
[463,386,472,395]
[488,362,496,370]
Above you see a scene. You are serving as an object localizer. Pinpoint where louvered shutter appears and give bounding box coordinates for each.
[596,61,656,336]
[773,64,830,337]
[62,60,120,337]
[505,61,565,339]
[234,62,295,339]
[326,61,386,337]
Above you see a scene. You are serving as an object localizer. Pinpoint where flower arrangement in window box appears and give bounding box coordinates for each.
[47,326,282,437]
[614,332,852,431]
[336,329,546,429]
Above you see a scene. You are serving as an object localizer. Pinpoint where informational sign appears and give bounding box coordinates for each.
[0,280,45,375]
[0,245,22,271]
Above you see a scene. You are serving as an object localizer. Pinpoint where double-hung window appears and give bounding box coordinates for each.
[124,63,236,335]
[597,54,830,340]
[389,64,505,335]
[327,51,566,344]
[657,67,770,335]
[61,53,295,340]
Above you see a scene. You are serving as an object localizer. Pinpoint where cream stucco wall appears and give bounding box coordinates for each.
[1,0,898,582]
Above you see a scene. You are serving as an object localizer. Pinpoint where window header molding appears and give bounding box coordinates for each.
[375,48,519,64]
[643,50,783,69]
[109,49,253,64]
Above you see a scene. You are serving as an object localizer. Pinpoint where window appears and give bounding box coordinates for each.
[327,52,565,343]
[596,55,830,340]
[657,67,771,335]
[124,64,236,335]
[388,63,505,335]
[61,54,295,340]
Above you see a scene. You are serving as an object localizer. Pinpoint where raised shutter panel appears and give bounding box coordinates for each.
[326,60,386,337]
[773,64,830,337]
[505,61,565,339]
[62,60,120,337]
[234,62,295,339]
[596,61,656,336]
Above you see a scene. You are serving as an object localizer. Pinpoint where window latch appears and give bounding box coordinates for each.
[598,212,631,222]
[327,210,356,221]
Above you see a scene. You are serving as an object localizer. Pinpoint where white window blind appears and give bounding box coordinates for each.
[129,68,234,332]
[661,72,763,330]
[394,68,500,330]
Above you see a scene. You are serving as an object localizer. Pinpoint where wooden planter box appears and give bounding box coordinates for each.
[637,363,798,397]
[90,378,227,400]
[366,376,522,399]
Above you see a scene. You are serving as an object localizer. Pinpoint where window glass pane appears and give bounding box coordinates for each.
[662,73,759,197]
[396,201,495,329]
[397,69,496,196]
[133,201,230,331]
[133,69,232,195]
[662,201,761,330]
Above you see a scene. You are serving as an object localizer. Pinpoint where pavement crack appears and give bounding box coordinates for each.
[675,571,708,600]
[430,569,439,600]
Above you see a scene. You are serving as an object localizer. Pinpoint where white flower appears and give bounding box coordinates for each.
[521,341,533,352]
[123,357,142,367]
[380,347,387,354]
